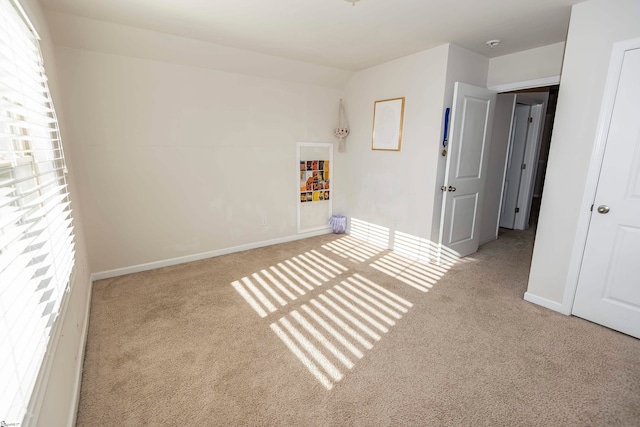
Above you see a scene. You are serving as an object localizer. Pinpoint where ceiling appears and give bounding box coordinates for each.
[39,0,585,71]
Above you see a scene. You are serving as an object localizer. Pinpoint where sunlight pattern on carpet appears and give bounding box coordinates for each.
[321,235,385,263]
[270,275,412,390]
[370,230,460,292]
[229,229,464,390]
[231,250,348,318]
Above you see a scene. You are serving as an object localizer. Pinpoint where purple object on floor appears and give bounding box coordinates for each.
[329,215,347,234]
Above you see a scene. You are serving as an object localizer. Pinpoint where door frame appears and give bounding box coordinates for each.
[493,96,517,233]
[513,97,546,230]
[498,103,532,229]
[488,76,560,93]
[562,37,640,315]
[495,96,546,232]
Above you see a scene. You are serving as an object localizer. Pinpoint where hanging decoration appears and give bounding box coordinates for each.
[333,98,350,153]
[442,107,450,156]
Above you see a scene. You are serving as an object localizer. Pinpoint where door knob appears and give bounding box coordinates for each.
[597,205,610,214]
[448,186,456,192]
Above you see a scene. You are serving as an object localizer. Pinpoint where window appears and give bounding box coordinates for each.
[0,0,76,424]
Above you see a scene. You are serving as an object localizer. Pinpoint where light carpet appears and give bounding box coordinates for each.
[76,230,640,426]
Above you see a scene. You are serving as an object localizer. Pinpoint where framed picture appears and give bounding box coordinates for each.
[296,142,334,234]
[372,97,405,151]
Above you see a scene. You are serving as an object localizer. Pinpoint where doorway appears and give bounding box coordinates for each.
[500,86,559,231]
[478,85,559,246]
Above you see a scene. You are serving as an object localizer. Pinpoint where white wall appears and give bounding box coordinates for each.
[50,15,345,274]
[479,93,515,244]
[442,45,490,114]
[526,0,640,310]
[487,42,565,90]
[337,44,488,250]
[16,1,93,427]
[46,12,352,90]
[336,45,450,246]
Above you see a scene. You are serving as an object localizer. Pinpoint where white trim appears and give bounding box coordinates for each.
[562,38,640,315]
[67,279,93,427]
[524,292,569,315]
[300,225,332,234]
[479,235,497,246]
[92,229,332,281]
[23,275,92,427]
[10,0,41,39]
[514,102,546,230]
[22,273,76,427]
[488,76,560,93]
[494,94,517,239]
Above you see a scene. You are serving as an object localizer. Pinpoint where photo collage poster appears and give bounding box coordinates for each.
[300,160,330,203]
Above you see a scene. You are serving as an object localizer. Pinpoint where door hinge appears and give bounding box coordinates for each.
[515,207,520,213]
[528,117,533,123]
[521,163,526,170]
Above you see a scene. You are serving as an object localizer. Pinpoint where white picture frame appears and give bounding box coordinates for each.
[372,97,405,151]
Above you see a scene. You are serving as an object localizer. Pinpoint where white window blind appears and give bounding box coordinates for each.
[0,0,75,424]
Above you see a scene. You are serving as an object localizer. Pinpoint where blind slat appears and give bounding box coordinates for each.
[0,218,72,282]
[0,204,72,281]
[0,2,76,423]
[0,165,66,188]
[0,132,60,143]
[0,205,22,228]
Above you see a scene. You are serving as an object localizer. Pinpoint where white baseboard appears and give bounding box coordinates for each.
[67,278,93,427]
[524,292,570,315]
[92,229,333,281]
[479,235,498,246]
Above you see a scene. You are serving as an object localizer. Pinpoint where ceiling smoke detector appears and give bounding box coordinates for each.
[486,39,501,49]
[344,0,361,6]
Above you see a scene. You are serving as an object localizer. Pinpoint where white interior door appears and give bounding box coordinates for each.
[572,47,640,339]
[514,102,545,230]
[439,82,496,258]
[499,104,531,229]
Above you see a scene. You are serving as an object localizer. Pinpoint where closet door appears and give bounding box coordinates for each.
[572,46,640,339]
